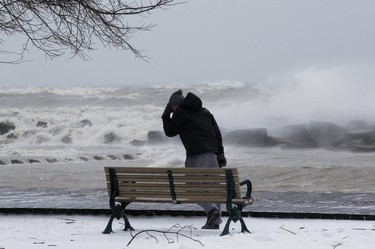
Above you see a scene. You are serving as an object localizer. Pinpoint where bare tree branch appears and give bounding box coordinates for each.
[0,0,176,63]
[126,224,203,247]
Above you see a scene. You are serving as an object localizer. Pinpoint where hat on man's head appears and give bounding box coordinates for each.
[168,89,185,106]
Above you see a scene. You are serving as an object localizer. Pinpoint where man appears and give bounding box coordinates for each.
[161,89,227,229]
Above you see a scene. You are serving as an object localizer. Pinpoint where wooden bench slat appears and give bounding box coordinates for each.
[233,175,241,193]
[113,174,228,178]
[115,196,251,204]
[108,184,242,197]
[112,171,230,176]
[110,177,229,184]
[115,183,169,189]
[118,187,229,194]
[116,197,174,203]
[108,174,232,180]
[116,190,240,199]
[118,191,229,199]
[115,196,231,203]
[114,176,169,182]
[173,185,229,192]
[118,192,172,198]
[114,183,228,191]
[118,187,229,195]
[109,183,239,191]
[105,167,236,174]
[175,197,251,204]
[106,174,240,180]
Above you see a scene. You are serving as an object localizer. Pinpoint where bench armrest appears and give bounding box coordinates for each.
[240,179,252,199]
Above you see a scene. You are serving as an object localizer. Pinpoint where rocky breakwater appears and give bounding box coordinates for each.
[0,121,15,137]
[141,121,375,153]
[270,121,375,152]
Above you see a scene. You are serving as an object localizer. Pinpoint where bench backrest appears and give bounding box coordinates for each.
[104,167,242,204]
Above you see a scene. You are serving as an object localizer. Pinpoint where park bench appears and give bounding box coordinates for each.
[103,167,253,236]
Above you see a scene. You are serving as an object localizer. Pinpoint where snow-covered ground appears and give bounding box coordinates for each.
[0,214,374,249]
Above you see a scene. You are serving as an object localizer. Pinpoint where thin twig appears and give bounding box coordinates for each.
[332,243,342,249]
[279,225,296,235]
[127,224,203,247]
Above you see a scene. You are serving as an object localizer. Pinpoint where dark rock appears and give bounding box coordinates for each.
[29,159,41,164]
[353,130,375,144]
[0,160,5,165]
[11,159,24,164]
[308,121,347,148]
[61,135,72,144]
[46,158,58,163]
[93,156,104,161]
[147,131,167,144]
[123,154,135,160]
[6,133,17,139]
[107,155,118,160]
[349,144,375,153]
[36,121,48,128]
[335,130,375,144]
[0,122,16,135]
[333,130,375,152]
[79,119,93,127]
[224,128,276,146]
[346,120,370,130]
[50,126,64,135]
[36,135,49,144]
[24,130,37,137]
[103,132,121,144]
[131,139,146,146]
[275,124,317,148]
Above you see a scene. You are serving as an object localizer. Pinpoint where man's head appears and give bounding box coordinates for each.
[168,89,185,111]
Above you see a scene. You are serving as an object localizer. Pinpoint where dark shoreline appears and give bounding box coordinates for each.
[1,207,374,221]
[1,187,375,219]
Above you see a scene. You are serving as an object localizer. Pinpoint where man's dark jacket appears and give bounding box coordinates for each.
[162,92,224,157]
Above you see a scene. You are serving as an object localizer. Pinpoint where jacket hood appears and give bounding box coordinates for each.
[180,92,202,111]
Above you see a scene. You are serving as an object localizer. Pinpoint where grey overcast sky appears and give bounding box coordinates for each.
[1,0,375,87]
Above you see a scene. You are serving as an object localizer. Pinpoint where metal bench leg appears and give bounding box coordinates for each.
[103,204,134,234]
[121,203,134,231]
[103,214,116,234]
[220,215,251,236]
[123,214,134,231]
[221,205,251,236]
[239,217,251,234]
[220,217,234,236]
